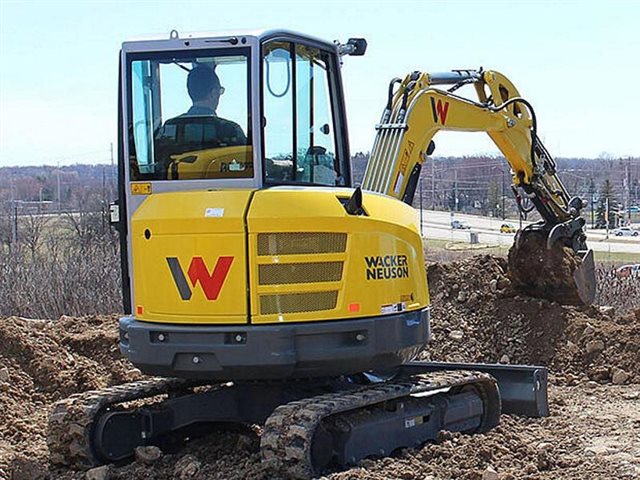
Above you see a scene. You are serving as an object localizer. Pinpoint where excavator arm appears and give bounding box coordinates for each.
[362,69,595,304]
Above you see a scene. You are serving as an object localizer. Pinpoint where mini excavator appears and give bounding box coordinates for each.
[48,30,595,479]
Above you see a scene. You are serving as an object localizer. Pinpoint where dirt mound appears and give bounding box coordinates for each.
[1,255,639,479]
[0,315,142,479]
[422,255,639,384]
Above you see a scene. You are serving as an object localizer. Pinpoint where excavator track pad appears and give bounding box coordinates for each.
[47,371,501,479]
[262,370,499,479]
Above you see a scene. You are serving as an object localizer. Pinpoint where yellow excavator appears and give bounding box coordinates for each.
[48,30,594,479]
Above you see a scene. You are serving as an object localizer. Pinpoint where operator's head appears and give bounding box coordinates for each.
[187,65,223,111]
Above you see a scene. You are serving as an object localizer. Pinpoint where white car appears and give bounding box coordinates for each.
[451,220,470,229]
[612,227,639,237]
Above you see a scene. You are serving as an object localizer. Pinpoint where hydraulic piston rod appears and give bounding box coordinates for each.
[428,70,481,85]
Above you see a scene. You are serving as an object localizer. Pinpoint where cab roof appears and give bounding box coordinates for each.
[121,29,336,53]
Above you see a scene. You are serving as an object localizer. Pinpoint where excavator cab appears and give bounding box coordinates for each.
[122,30,351,186]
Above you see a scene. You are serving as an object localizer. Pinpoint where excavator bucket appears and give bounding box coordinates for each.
[572,248,596,305]
[507,230,596,306]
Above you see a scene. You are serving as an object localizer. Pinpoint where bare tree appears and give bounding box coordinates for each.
[20,210,50,259]
[0,202,17,251]
[61,188,104,249]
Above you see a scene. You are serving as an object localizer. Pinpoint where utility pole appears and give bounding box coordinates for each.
[501,168,506,220]
[57,164,62,214]
[454,168,458,212]
[110,142,115,200]
[431,160,435,210]
[10,173,17,245]
[605,197,609,238]
[419,177,423,236]
[624,161,630,224]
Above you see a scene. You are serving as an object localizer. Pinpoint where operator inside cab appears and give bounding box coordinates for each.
[167,65,246,144]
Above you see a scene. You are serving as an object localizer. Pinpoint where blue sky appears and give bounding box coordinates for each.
[1,0,639,166]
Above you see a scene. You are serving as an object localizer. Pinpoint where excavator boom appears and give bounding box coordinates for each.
[363,69,595,304]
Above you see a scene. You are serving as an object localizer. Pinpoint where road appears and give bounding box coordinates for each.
[418,209,640,254]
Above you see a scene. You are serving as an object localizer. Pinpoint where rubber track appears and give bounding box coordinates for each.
[260,370,499,479]
[47,377,204,469]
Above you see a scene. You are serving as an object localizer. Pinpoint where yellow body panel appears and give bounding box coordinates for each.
[131,190,252,324]
[130,187,429,326]
[247,188,429,324]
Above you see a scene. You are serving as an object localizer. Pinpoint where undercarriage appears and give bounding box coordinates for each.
[48,362,547,479]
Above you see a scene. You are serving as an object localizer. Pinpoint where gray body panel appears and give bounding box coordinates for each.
[119,308,430,379]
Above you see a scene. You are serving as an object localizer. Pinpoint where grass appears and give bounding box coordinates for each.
[422,236,640,265]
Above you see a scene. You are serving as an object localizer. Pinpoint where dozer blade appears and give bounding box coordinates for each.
[508,228,596,306]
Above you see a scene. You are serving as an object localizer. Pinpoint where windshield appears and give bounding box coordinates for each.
[127,48,251,181]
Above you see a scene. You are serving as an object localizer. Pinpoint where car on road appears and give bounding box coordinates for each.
[451,219,470,229]
[616,264,640,278]
[612,226,639,237]
[500,223,516,233]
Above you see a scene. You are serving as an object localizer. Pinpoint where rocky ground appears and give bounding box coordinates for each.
[1,255,639,480]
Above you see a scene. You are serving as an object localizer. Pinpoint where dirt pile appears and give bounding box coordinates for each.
[422,255,639,384]
[1,255,639,479]
[0,315,142,479]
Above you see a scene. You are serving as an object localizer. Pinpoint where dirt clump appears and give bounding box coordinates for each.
[0,315,142,479]
[507,231,590,306]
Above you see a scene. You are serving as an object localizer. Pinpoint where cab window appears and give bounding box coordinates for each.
[127,48,251,181]
[262,41,344,186]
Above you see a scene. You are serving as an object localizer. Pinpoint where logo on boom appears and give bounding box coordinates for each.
[166,256,234,300]
[430,97,450,125]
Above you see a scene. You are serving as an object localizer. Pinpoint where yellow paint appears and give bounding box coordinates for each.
[130,190,252,324]
[167,146,253,180]
[130,187,429,325]
[363,70,575,223]
[248,188,429,324]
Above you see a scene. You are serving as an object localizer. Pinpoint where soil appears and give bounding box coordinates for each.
[1,255,639,480]
[422,255,640,385]
[507,231,587,306]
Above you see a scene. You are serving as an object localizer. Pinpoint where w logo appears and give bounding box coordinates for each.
[166,256,234,301]
[430,97,450,125]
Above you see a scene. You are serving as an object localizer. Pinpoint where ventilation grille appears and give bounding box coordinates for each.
[260,291,339,315]
[257,233,347,256]
[258,262,343,285]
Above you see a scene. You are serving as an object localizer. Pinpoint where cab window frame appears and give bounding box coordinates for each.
[125,46,253,182]
[259,35,351,188]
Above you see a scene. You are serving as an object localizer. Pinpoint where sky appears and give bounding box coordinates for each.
[1,0,640,166]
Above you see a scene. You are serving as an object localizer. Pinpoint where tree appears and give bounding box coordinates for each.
[588,177,597,228]
[487,180,501,218]
[595,179,621,229]
[20,210,49,259]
